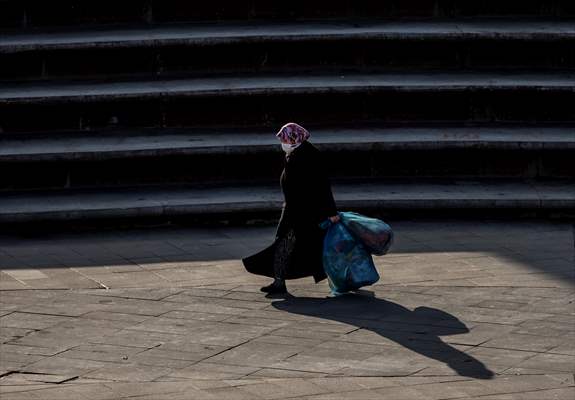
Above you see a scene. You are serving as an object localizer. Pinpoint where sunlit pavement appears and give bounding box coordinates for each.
[0,220,573,399]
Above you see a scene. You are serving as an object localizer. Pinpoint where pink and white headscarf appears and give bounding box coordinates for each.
[276,122,310,145]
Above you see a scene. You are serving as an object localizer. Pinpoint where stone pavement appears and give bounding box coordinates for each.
[0,219,573,399]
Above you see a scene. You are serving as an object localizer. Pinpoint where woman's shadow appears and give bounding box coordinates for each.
[271,291,494,379]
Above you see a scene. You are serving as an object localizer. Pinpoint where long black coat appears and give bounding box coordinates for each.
[242,141,337,282]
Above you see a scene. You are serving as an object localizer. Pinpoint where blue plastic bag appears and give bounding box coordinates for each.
[320,217,380,295]
[340,212,393,256]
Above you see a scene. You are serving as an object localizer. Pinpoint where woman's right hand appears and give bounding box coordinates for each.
[329,215,340,223]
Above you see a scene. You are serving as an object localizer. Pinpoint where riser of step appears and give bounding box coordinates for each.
[3,39,574,81]
[1,89,573,133]
[4,21,574,53]
[2,126,573,159]
[1,180,572,225]
[3,73,573,103]
[2,1,574,30]
[2,148,573,191]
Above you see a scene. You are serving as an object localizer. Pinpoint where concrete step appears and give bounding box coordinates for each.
[2,72,573,104]
[2,1,573,30]
[3,20,573,81]
[2,20,573,53]
[0,180,573,224]
[1,72,573,133]
[1,126,574,162]
[2,126,572,191]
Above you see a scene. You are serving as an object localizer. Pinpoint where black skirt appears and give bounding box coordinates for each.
[242,227,327,283]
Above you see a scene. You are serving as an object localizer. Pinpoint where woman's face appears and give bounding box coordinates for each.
[280,141,299,154]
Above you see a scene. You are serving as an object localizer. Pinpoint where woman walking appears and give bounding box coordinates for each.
[242,123,339,294]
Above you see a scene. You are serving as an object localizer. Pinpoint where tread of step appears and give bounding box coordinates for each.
[1,20,574,53]
[1,127,574,162]
[1,72,574,104]
[0,180,573,223]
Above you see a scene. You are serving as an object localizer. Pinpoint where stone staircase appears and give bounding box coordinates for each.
[0,1,574,226]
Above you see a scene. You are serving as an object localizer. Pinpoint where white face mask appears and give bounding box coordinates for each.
[281,142,300,154]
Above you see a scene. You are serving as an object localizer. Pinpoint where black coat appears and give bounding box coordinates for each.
[242,141,337,282]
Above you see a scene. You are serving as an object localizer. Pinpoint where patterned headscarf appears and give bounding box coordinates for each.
[276,122,310,145]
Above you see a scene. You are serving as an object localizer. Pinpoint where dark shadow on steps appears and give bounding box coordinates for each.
[271,292,494,380]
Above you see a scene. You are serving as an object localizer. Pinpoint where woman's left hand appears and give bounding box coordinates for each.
[329,215,340,223]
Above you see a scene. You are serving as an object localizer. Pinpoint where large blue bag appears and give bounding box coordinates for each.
[320,212,393,295]
[320,217,380,295]
[340,212,394,256]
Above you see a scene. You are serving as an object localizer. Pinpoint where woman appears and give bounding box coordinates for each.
[242,123,339,294]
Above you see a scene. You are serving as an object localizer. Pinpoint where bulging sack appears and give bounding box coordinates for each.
[339,212,393,256]
[320,219,380,295]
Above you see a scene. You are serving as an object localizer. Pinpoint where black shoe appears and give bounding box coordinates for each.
[260,281,287,294]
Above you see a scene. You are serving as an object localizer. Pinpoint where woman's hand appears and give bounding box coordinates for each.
[329,215,340,223]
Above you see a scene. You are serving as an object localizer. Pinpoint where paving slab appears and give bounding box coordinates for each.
[0,219,573,398]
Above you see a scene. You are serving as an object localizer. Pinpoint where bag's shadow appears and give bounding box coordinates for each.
[271,291,494,379]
